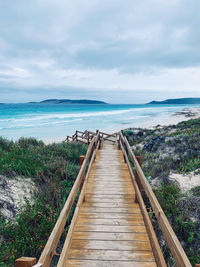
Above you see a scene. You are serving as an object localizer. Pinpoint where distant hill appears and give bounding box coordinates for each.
[32,99,108,104]
[147,98,200,105]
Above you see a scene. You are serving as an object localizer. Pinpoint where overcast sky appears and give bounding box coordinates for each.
[0,0,200,103]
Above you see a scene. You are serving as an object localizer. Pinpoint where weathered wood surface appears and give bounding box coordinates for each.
[58,143,157,266]
[15,257,37,267]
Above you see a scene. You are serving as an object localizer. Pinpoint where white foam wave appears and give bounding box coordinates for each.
[0,107,154,124]
[0,118,83,130]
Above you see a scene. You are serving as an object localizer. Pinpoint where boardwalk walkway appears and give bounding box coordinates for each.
[64,143,156,266]
[17,131,192,267]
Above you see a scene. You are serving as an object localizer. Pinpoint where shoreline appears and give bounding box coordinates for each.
[1,107,200,145]
[43,107,200,144]
[126,107,200,129]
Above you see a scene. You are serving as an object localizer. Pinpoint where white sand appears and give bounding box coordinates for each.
[169,171,200,193]
[138,108,200,129]
[0,176,36,221]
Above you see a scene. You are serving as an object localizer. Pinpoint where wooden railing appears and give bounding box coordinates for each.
[56,135,101,266]
[15,130,195,267]
[19,132,101,267]
[65,130,117,144]
[119,130,192,267]
[65,130,94,144]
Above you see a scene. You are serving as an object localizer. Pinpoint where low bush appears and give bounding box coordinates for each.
[0,138,87,266]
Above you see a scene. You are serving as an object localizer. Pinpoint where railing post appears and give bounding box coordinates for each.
[79,155,85,167]
[94,131,99,161]
[135,155,142,203]
[79,155,85,191]
[98,132,102,150]
[118,134,121,150]
[123,146,127,163]
[15,257,36,267]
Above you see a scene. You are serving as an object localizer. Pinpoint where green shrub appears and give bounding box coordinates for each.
[154,183,180,218]
[0,138,87,266]
[177,158,200,173]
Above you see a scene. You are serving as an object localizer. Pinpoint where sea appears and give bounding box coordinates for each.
[0,103,199,143]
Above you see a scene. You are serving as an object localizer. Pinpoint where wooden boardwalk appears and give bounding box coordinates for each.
[17,131,192,267]
[64,143,156,266]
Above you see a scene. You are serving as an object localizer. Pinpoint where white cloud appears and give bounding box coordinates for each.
[0,0,200,102]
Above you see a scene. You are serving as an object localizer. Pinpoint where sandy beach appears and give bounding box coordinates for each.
[135,107,200,129]
[43,107,200,144]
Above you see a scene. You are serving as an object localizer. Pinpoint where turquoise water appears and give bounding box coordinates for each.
[0,103,199,142]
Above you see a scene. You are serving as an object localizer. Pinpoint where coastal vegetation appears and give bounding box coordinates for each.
[0,138,87,266]
[124,117,200,266]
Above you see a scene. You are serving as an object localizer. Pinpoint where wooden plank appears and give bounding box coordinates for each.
[73,231,150,241]
[86,183,133,187]
[70,240,152,251]
[86,186,134,191]
[87,181,133,186]
[76,217,144,226]
[79,207,141,214]
[74,225,146,233]
[85,198,135,203]
[85,191,135,196]
[85,189,135,194]
[67,249,155,262]
[88,174,130,177]
[82,202,139,208]
[87,179,131,182]
[90,174,131,177]
[78,213,143,220]
[84,193,134,200]
[90,170,130,173]
[65,260,157,267]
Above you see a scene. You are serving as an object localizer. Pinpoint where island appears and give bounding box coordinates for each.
[29,99,108,104]
[147,97,200,105]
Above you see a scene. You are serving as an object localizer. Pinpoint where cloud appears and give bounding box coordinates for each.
[0,0,200,103]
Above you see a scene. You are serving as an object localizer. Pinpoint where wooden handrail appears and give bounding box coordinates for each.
[100,131,117,138]
[57,133,101,266]
[65,130,117,144]
[32,133,100,267]
[119,139,166,267]
[119,131,192,267]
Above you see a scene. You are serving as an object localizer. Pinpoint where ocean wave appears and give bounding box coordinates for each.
[0,118,83,130]
[0,107,154,124]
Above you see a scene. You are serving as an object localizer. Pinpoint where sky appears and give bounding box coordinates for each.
[0,0,200,104]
